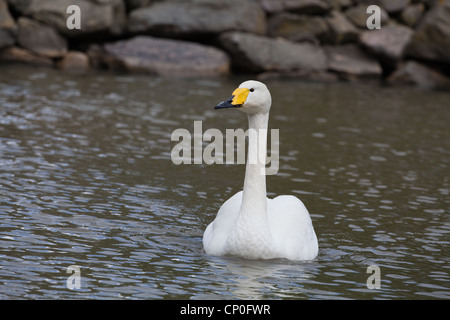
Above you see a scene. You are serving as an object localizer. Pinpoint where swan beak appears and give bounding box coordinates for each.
[214,88,249,109]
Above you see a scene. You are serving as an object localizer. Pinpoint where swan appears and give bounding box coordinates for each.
[203,80,319,261]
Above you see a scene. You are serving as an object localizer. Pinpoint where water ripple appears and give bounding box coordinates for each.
[0,67,449,299]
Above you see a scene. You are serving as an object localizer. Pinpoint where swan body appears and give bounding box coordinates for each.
[203,80,319,261]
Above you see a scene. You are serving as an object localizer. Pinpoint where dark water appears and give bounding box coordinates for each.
[0,65,449,299]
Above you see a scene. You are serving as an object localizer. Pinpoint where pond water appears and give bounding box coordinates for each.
[0,65,449,299]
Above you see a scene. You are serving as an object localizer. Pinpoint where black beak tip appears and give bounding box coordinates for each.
[214,95,239,109]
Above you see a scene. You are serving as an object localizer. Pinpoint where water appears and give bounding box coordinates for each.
[0,65,449,299]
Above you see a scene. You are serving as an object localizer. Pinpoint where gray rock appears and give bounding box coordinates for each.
[219,31,327,73]
[260,0,331,15]
[10,0,126,37]
[360,23,414,68]
[400,3,425,28]
[57,51,90,71]
[387,60,450,90]
[0,0,16,48]
[268,13,329,43]
[102,36,230,77]
[257,69,339,82]
[380,0,410,14]
[325,44,382,78]
[326,0,352,10]
[325,10,359,44]
[0,46,53,66]
[405,0,450,64]
[17,17,67,58]
[128,0,266,37]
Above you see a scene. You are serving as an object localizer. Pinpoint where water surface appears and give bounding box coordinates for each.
[0,65,449,299]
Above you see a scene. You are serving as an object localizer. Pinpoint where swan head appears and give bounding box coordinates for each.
[214,80,271,115]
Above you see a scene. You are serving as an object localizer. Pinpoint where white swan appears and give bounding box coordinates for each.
[203,80,319,261]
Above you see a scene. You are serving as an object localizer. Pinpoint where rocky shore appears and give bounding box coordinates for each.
[1,0,450,90]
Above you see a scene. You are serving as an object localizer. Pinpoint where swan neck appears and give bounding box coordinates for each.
[240,112,269,217]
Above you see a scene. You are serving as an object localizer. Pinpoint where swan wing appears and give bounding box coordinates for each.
[203,191,243,256]
[267,195,318,260]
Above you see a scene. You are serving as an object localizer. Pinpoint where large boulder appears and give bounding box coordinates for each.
[57,51,90,71]
[0,46,53,66]
[268,13,329,43]
[8,0,126,37]
[325,44,382,78]
[260,0,331,15]
[380,0,410,14]
[128,0,266,37]
[387,60,450,90]
[399,3,425,28]
[102,36,230,77]
[17,17,67,58]
[218,31,327,73]
[360,23,414,69]
[325,10,359,44]
[405,0,450,64]
[0,0,16,48]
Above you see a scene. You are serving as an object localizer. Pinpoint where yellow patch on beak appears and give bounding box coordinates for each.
[231,88,250,106]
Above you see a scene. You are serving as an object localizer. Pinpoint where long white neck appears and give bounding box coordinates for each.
[239,112,269,219]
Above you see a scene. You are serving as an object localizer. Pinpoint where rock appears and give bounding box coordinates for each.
[257,69,339,82]
[260,0,331,15]
[387,60,450,90]
[219,31,327,73]
[345,4,389,29]
[327,0,352,10]
[405,0,450,64]
[10,0,126,37]
[57,51,90,71]
[268,13,329,43]
[128,0,266,37]
[0,0,16,48]
[325,10,359,44]
[400,3,425,27]
[380,0,410,14]
[360,23,414,69]
[102,36,230,77]
[325,44,382,78]
[0,46,53,66]
[17,17,67,58]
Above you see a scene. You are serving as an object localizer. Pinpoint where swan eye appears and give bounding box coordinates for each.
[250,88,254,92]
